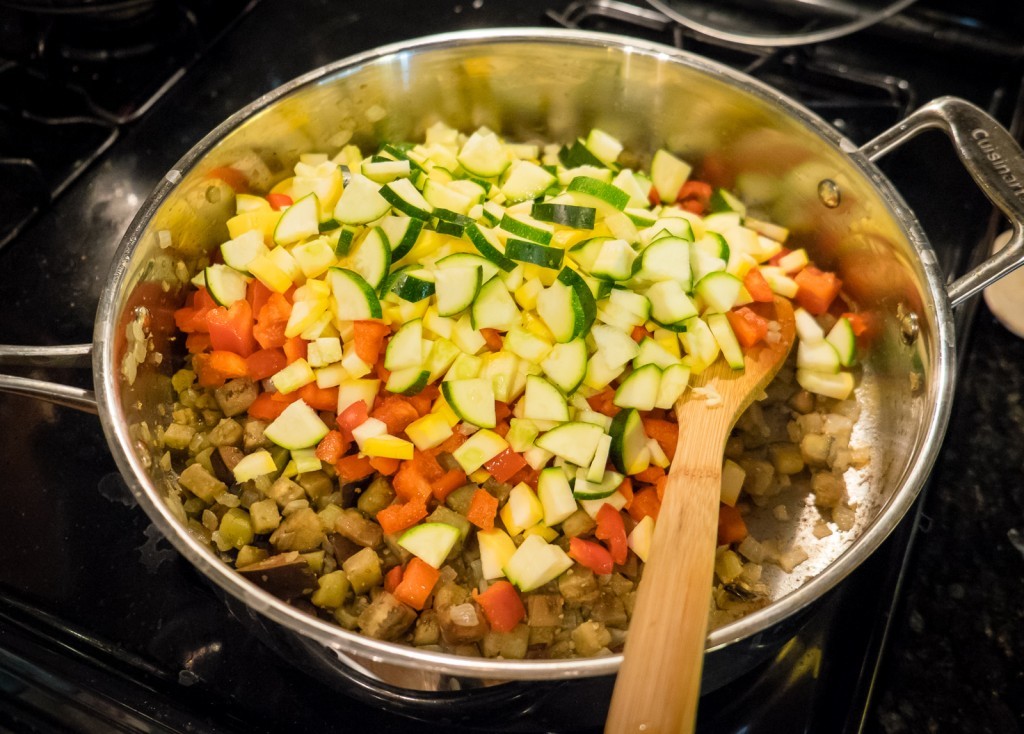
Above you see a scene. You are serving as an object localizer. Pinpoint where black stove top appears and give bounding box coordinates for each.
[0,1,1021,732]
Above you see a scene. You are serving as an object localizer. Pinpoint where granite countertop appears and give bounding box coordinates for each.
[867,301,1024,734]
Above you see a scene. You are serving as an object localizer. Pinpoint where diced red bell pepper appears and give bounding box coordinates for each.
[206,299,256,357]
[432,468,468,503]
[266,192,293,210]
[726,306,769,349]
[628,488,661,522]
[394,557,440,610]
[676,180,712,212]
[206,166,249,193]
[376,499,428,537]
[352,321,391,365]
[595,504,628,566]
[392,461,434,503]
[253,293,292,349]
[569,537,614,575]
[315,430,350,465]
[473,580,526,633]
[337,400,369,432]
[193,350,249,388]
[484,447,528,484]
[743,269,774,303]
[297,382,339,412]
[794,266,842,315]
[465,489,498,530]
[247,390,299,421]
[335,454,376,483]
[384,564,404,594]
[718,503,748,545]
[246,348,288,381]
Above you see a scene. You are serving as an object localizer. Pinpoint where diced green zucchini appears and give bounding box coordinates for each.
[536,466,578,526]
[614,363,662,411]
[263,400,329,450]
[442,378,497,429]
[539,338,588,395]
[609,408,650,475]
[398,522,461,568]
[650,149,692,204]
[535,421,606,467]
[334,175,391,224]
[523,375,570,422]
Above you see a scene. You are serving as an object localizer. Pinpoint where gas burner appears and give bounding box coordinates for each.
[0,0,258,251]
[38,0,192,63]
[546,0,911,142]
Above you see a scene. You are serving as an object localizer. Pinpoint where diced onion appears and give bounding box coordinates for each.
[449,603,479,627]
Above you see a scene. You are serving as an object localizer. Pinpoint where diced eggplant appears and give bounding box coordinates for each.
[214,378,259,417]
[482,477,513,504]
[357,591,416,641]
[269,507,324,552]
[243,419,273,452]
[528,626,557,647]
[525,594,564,627]
[558,567,600,605]
[482,625,530,659]
[235,545,268,568]
[438,602,488,644]
[432,582,469,611]
[218,507,254,548]
[561,509,596,539]
[210,445,244,485]
[444,484,477,516]
[356,476,395,516]
[178,462,227,503]
[296,471,334,503]
[589,592,628,629]
[207,418,244,447]
[425,506,470,541]
[334,508,383,549]
[302,549,325,574]
[413,609,441,646]
[249,498,282,534]
[572,620,612,656]
[311,570,350,609]
[331,533,362,565]
[342,547,382,594]
[266,476,306,507]
[163,422,196,450]
[237,551,317,600]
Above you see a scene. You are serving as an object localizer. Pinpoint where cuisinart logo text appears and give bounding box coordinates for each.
[972,128,1024,201]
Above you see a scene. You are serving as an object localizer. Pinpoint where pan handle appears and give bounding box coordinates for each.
[0,344,98,414]
[860,96,1024,308]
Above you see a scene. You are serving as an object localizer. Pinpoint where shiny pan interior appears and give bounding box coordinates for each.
[93,28,955,682]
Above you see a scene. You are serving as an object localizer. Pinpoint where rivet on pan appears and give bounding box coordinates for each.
[818,179,841,208]
[897,304,919,345]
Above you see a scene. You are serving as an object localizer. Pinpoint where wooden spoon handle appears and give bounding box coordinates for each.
[604,468,720,733]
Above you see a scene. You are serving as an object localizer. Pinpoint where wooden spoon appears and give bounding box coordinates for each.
[605,297,797,734]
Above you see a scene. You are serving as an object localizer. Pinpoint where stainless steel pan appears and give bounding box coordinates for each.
[2,27,1023,714]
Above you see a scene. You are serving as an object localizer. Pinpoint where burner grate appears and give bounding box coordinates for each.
[0,0,258,251]
[545,0,912,144]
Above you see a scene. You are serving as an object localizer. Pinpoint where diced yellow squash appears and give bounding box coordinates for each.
[248,253,293,293]
[430,395,461,427]
[362,435,415,460]
[499,482,544,537]
[226,209,280,244]
[523,523,559,543]
[235,193,271,213]
[404,413,454,452]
